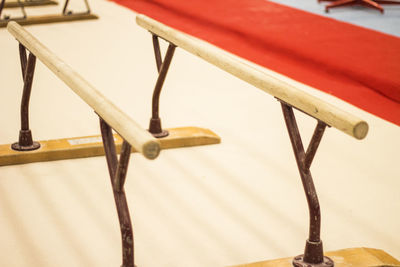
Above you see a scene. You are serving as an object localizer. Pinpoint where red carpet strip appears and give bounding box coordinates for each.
[110,0,400,126]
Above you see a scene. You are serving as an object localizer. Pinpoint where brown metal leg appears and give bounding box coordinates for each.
[12,44,40,151]
[63,0,91,15]
[325,0,357,12]
[375,0,400,4]
[17,0,27,18]
[1,0,27,19]
[361,0,384,12]
[324,0,389,12]
[304,121,326,170]
[148,35,176,138]
[0,0,5,18]
[100,118,135,267]
[280,103,333,267]
[152,34,162,72]
[62,0,70,14]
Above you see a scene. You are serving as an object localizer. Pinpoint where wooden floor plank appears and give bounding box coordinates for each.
[231,247,400,267]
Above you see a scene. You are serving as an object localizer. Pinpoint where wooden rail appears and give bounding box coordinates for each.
[7,21,160,159]
[136,14,369,140]
[4,0,57,8]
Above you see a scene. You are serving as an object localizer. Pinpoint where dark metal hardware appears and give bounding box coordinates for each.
[304,121,326,170]
[62,0,91,15]
[11,43,40,151]
[0,0,4,17]
[99,118,135,267]
[0,0,26,20]
[18,0,27,18]
[152,34,162,72]
[280,102,333,267]
[0,0,92,22]
[148,34,176,138]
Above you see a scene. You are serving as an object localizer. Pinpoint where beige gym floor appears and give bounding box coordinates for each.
[0,1,399,266]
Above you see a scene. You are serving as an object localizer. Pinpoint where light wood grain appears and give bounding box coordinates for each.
[0,127,220,166]
[4,0,58,8]
[0,13,98,28]
[7,21,159,159]
[136,15,369,140]
[231,247,400,267]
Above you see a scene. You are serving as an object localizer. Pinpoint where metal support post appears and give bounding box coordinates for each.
[62,0,91,15]
[0,0,4,17]
[148,34,176,138]
[1,0,28,20]
[0,0,96,26]
[280,102,333,267]
[99,118,135,267]
[12,43,40,151]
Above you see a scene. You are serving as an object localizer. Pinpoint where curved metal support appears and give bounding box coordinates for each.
[304,121,326,170]
[0,0,26,20]
[152,34,162,72]
[148,36,176,138]
[280,103,333,267]
[1,0,92,24]
[19,42,27,77]
[281,103,321,243]
[12,43,40,151]
[17,0,27,18]
[62,0,69,14]
[100,118,135,267]
[324,0,387,13]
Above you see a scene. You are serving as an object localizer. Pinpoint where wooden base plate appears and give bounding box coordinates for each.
[0,127,220,166]
[0,13,98,27]
[4,0,58,8]
[231,247,400,267]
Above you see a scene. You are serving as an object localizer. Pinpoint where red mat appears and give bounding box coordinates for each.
[111,0,400,126]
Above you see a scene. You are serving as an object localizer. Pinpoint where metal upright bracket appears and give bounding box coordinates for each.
[11,43,40,151]
[0,0,26,24]
[99,118,135,267]
[0,28,219,167]
[0,0,4,16]
[280,101,334,267]
[0,0,98,27]
[62,0,91,15]
[1,0,29,20]
[148,34,176,138]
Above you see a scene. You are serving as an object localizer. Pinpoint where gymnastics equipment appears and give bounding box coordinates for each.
[0,21,219,166]
[1,21,218,266]
[4,0,57,8]
[4,21,161,267]
[136,14,398,267]
[318,0,400,13]
[0,0,98,27]
[231,247,400,267]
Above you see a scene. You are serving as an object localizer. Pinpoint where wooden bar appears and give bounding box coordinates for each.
[0,13,98,27]
[136,15,369,140]
[4,0,58,8]
[7,21,160,160]
[231,247,400,267]
[0,127,220,166]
